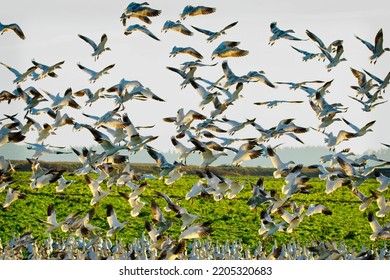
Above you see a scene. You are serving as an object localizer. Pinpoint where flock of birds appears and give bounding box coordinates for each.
[1,2,390,259]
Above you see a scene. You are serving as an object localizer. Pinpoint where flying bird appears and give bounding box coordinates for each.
[0,62,37,84]
[211,41,249,60]
[124,24,160,41]
[180,5,216,20]
[77,63,115,83]
[161,20,193,36]
[191,21,238,43]
[169,46,203,59]
[355,28,390,64]
[269,22,306,45]
[0,22,25,39]
[78,33,111,60]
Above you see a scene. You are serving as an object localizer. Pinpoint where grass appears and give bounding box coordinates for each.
[0,170,388,252]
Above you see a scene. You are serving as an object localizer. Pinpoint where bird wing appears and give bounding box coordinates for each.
[78,34,97,49]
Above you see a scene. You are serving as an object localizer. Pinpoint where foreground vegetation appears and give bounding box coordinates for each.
[0,170,388,252]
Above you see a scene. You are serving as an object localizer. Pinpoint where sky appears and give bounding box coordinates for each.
[1,0,390,163]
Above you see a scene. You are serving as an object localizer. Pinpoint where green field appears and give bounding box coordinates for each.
[1,168,388,253]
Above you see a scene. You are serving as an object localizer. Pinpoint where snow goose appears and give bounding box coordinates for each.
[178,221,213,240]
[155,191,183,214]
[306,29,343,56]
[177,207,200,230]
[231,140,262,167]
[166,65,198,89]
[77,63,115,83]
[73,87,105,107]
[55,175,73,193]
[305,204,332,216]
[364,69,390,93]
[124,2,161,18]
[226,180,245,200]
[84,175,111,207]
[266,146,295,178]
[169,46,203,59]
[275,79,324,91]
[349,67,376,98]
[247,178,276,210]
[170,136,195,164]
[126,86,165,102]
[245,71,276,88]
[106,204,129,238]
[269,22,306,45]
[220,60,249,88]
[119,190,147,217]
[124,24,160,41]
[31,59,64,80]
[320,130,356,151]
[185,179,209,201]
[221,116,256,135]
[180,59,217,71]
[146,146,183,178]
[211,41,249,60]
[372,193,390,218]
[307,164,343,180]
[254,100,303,108]
[78,33,111,61]
[355,28,389,64]
[180,5,216,20]
[0,22,25,39]
[2,187,26,210]
[277,207,302,233]
[26,143,71,159]
[367,212,390,241]
[349,92,387,112]
[162,20,192,36]
[191,21,238,43]
[189,138,228,167]
[290,45,321,61]
[189,80,221,109]
[37,204,72,234]
[0,62,36,84]
[375,171,390,192]
[319,44,347,72]
[341,118,375,137]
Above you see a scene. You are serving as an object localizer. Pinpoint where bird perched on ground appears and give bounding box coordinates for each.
[78,33,111,61]
[0,22,25,39]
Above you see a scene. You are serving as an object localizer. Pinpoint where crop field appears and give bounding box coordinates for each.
[1,169,388,253]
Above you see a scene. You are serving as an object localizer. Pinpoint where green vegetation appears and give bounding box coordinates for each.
[0,171,388,251]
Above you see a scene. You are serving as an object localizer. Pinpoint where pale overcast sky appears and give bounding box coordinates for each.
[1,0,389,158]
